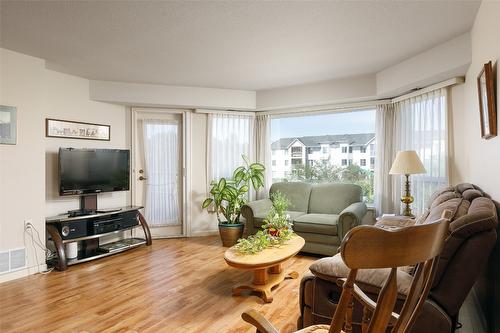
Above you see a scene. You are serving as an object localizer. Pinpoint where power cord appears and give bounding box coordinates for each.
[24,222,54,275]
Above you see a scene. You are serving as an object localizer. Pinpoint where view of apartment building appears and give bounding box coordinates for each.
[271,133,376,180]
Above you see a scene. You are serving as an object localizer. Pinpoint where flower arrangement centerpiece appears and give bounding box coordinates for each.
[235,192,294,254]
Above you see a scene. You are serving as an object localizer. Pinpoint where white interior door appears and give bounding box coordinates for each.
[133,109,185,238]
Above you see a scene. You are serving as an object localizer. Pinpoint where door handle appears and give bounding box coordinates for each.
[139,176,148,181]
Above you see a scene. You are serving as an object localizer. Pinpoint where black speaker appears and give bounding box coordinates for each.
[58,220,88,240]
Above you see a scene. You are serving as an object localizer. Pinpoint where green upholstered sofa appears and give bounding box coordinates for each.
[241,182,367,255]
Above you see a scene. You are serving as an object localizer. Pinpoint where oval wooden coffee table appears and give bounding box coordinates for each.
[224,235,305,303]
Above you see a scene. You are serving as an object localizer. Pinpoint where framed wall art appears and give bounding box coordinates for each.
[0,105,17,145]
[46,118,110,141]
[477,61,497,139]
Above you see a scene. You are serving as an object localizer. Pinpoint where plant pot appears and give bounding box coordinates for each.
[218,222,244,247]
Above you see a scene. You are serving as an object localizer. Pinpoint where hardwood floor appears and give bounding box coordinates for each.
[0,236,316,333]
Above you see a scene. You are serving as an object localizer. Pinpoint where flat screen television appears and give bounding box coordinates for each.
[59,148,130,196]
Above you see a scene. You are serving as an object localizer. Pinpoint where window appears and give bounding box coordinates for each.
[370,157,375,166]
[272,160,276,166]
[208,114,252,182]
[360,159,366,166]
[394,88,448,214]
[360,147,366,153]
[270,110,376,203]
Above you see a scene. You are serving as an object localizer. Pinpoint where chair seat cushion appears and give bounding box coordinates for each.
[296,325,334,333]
[293,214,339,236]
[309,253,413,295]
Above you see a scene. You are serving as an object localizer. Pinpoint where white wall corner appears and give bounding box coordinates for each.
[376,33,472,97]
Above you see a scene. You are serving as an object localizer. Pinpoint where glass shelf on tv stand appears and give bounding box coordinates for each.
[66,238,147,266]
[61,225,142,243]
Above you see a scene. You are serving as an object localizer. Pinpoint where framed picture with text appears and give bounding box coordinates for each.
[477,61,497,139]
[46,118,110,141]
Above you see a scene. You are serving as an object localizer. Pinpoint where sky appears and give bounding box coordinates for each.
[270,109,375,141]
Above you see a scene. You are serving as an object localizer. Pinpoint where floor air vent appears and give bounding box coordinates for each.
[0,251,9,273]
[10,248,26,271]
[0,248,26,274]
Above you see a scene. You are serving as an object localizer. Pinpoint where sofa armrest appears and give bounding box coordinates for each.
[338,202,367,240]
[241,198,273,235]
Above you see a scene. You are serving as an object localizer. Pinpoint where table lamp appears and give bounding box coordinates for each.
[389,150,426,217]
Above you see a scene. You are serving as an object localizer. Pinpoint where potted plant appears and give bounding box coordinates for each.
[202,155,265,247]
[234,191,294,254]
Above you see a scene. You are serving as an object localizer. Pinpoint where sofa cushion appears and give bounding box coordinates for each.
[294,231,341,245]
[308,183,363,214]
[293,214,339,236]
[310,253,413,295]
[253,210,305,227]
[270,182,312,212]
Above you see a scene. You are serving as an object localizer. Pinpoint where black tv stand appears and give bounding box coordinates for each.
[46,206,152,271]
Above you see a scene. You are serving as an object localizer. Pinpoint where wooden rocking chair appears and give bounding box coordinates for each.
[241,216,450,333]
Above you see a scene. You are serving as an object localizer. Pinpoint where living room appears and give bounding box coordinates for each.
[0,1,498,333]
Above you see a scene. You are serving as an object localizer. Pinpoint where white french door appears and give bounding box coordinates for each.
[132,109,187,238]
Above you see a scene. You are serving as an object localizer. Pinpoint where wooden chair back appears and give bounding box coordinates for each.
[328,217,450,333]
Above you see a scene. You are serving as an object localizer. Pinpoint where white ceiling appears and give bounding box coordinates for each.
[0,1,480,91]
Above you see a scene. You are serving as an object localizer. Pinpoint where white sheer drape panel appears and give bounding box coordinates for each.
[394,88,449,214]
[142,119,180,226]
[374,103,397,216]
[207,114,253,183]
[255,114,272,199]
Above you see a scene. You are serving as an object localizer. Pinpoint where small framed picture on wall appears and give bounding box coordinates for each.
[477,61,497,139]
[0,105,17,145]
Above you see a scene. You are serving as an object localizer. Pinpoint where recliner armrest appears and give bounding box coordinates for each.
[338,202,367,240]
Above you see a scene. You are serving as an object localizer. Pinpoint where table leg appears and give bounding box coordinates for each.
[253,268,269,285]
[269,264,282,274]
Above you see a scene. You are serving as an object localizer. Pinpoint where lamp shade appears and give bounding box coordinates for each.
[389,150,426,175]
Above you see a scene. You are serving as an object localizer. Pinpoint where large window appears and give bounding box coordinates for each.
[270,110,376,203]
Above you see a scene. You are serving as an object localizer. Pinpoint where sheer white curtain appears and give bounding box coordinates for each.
[207,114,254,184]
[142,119,180,226]
[374,103,398,216]
[394,88,449,214]
[255,114,272,198]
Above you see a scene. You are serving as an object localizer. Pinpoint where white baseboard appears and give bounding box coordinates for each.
[0,263,49,284]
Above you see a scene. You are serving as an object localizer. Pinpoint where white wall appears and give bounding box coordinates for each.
[377,33,472,97]
[189,113,218,236]
[450,2,500,201]
[90,80,256,111]
[0,48,130,283]
[256,74,377,110]
[44,72,130,216]
[0,49,46,282]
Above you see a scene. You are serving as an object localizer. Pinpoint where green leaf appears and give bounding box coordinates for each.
[201,198,213,209]
[250,163,265,171]
[238,184,249,194]
[218,178,226,191]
